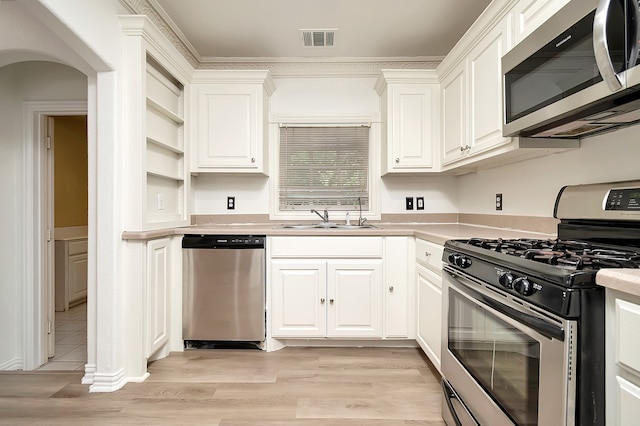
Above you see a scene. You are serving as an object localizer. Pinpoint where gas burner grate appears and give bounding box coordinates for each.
[465,238,640,270]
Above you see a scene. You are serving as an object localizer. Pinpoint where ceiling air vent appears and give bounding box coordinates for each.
[300,29,337,47]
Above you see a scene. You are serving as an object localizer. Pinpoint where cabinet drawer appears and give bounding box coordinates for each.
[615,298,640,374]
[68,239,88,256]
[415,239,443,273]
[615,376,640,424]
[270,237,383,258]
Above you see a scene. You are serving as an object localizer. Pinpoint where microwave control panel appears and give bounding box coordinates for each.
[605,188,640,211]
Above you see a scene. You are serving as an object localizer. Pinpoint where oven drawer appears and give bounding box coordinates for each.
[415,239,443,273]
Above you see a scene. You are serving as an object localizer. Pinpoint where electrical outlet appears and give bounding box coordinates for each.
[496,193,503,211]
[416,197,424,210]
[227,196,235,210]
[405,196,414,210]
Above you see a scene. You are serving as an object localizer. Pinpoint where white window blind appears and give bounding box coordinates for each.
[279,126,369,210]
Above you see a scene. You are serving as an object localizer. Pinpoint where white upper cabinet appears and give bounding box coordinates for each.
[375,70,440,174]
[437,1,578,172]
[441,65,467,165]
[440,17,511,167]
[468,22,511,156]
[191,70,275,174]
[511,0,571,46]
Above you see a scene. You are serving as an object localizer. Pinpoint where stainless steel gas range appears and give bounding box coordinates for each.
[441,180,640,426]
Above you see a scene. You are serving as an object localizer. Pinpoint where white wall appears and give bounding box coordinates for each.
[381,175,458,214]
[0,61,87,368]
[191,76,460,216]
[458,127,640,217]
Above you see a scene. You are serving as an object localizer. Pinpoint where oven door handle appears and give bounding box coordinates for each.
[480,292,565,341]
[442,379,479,426]
[447,269,565,341]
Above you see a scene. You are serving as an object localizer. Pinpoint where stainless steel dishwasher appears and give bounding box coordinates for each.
[182,234,266,347]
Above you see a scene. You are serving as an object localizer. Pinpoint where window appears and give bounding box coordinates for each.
[278,125,369,211]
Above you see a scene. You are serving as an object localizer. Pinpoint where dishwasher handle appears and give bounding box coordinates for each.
[182,234,265,249]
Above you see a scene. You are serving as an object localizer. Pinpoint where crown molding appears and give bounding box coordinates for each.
[119,0,441,77]
[198,60,439,78]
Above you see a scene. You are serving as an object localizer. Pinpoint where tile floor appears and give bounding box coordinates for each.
[37,302,87,371]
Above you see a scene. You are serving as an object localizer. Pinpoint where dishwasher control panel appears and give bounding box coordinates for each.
[182,234,265,249]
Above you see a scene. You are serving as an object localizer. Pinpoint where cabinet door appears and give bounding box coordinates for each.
[146,238,170,358]
[511,0,571,46]
[416,264,442,372]
[271,260,326,337]
[67,252,88,304]
[388,84,437,170]
[327,260,383,338]
[195,84,261,170]
[385,237,411,338]
[441,66,467,165]
[468,19,511,155]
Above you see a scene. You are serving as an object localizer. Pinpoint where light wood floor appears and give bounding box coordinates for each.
[0,346,445,425]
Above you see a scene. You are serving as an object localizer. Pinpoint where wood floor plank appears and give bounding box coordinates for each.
[0,346,445,425]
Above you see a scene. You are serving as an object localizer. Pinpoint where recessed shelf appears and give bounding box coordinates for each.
[146,170,184,181]
[146,97,184,124]
[147,136,184,154]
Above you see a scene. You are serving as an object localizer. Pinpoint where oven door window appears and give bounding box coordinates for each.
[448,288,540,426]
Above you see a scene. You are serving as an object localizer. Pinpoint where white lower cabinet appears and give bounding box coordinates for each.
[55,238,88,312]
[606,289,640,425]
[416,265,442,372]
[146,238,170,358]
[384,237,413,338]
[270,236,412,340]
[415,238,444,371]
[271,259,383,338]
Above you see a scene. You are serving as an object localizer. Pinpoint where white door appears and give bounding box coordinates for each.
[469,19,510,155]
[416,264,442,371]
[327,260,383,338]
[441,66,467,165]
[271,260,326,337]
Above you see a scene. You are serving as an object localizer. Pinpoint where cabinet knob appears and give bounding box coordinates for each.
[320,298,325,304]
[329,298,334,304]
[389,285,394,292]
[425,251,431,257]
[464,145,470,151]
[460,146,465,152]
[251,157,256,163]
[395,158,399,163]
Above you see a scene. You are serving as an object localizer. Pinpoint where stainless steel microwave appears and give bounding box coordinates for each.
[503,0,640,138]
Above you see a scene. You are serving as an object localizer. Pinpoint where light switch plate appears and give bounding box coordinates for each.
[406,197,414,210]
[416,197,424,210]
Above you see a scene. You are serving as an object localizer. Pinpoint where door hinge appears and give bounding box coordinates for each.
[46,136,51,150]
[47,228,52,242]
[47,321,52,334]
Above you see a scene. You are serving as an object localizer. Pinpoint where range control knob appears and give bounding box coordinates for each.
[498,272,515,289]
[448,253,459,264]
[457,256,472,268]
[513,277,535,296]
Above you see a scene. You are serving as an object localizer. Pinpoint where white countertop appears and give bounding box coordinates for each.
[54,226,88,241]
[122,222,556,246]
[123,220,640,297]
[597,269,640,297]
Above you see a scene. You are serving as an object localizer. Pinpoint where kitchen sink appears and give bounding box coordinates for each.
[277,222,378,229]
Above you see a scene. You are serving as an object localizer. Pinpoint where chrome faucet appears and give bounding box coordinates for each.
[357,197,367,226]
[311,208,329,222]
